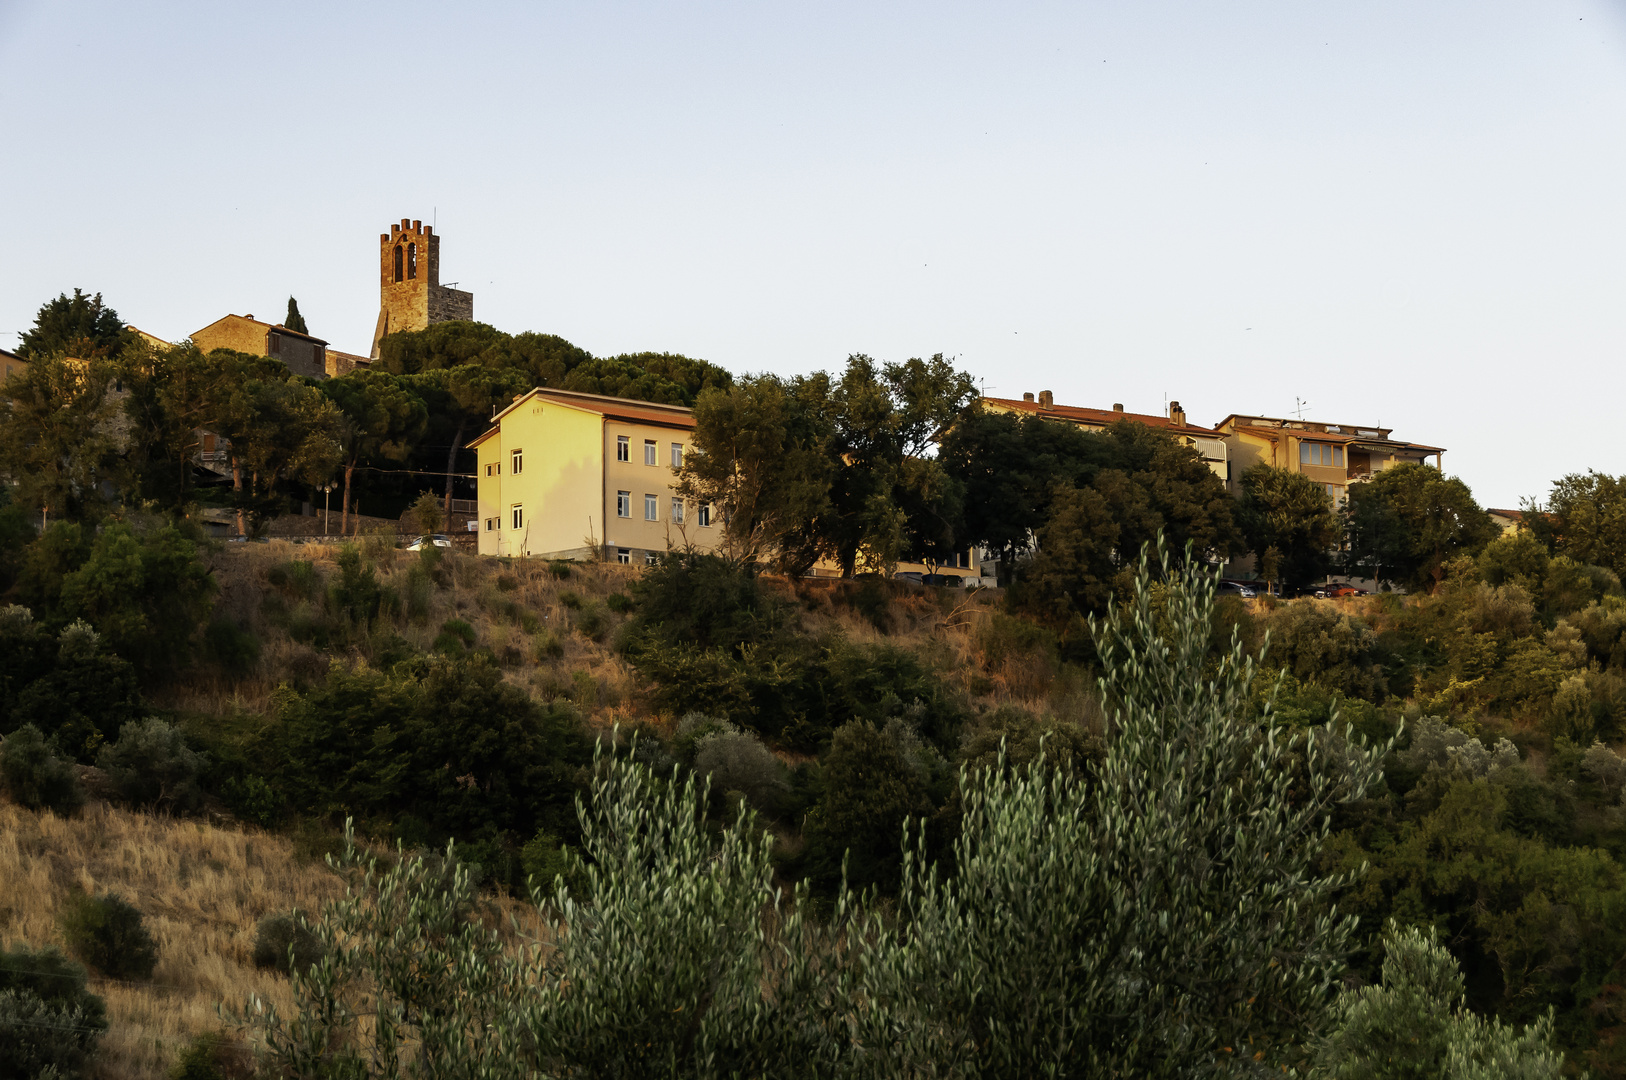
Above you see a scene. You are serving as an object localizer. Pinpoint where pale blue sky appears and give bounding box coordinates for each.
[3,1,1624,507]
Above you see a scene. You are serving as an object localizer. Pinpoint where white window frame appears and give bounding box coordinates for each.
[617,490,631,518]
[671,498,685,524]
[670,442,683,468]
[644,494,658,521]
[645,551,659,566]
[644,440,657,466]
[511,448,523,474]
[617,435,630,462]
[697,504,711,527]
[511,505,524,530]
[617,548,631,564]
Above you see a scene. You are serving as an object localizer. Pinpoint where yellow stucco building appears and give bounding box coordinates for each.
[0,348,25,382]
[469,388,721,562]
[1213,413,1445,506]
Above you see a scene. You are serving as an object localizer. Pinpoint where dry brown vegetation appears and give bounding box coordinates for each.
[0,799,543,1080]
[0,801,336,1080]
[158,542,1074,733]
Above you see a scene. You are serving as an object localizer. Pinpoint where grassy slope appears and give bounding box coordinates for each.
[4,544,1090,1079]
[0,801,337,1080]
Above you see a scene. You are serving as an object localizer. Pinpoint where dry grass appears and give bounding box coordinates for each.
[159,544,1048,735]
[0,800,344,1080]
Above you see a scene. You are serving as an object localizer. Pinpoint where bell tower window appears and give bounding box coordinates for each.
[407,243,418,280]
[393,245,403,283]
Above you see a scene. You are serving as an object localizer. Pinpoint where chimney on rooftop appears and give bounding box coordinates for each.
[1023,392,1035,402]
[1169,400,1186,426]
[1113,403,1124,413]
[1039,390,1054,408]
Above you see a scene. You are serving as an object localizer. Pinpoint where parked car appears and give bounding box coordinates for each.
[892,571,924,584]
[1216,580,1257,599]
[921,573,965,587]
[1326,583,1368,598]
[405,534,453,551]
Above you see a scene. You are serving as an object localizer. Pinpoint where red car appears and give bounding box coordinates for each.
[1326,584,1367,598]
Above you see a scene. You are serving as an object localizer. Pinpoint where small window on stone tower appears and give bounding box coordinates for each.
[408,243,418,280]
[393,245,404,283]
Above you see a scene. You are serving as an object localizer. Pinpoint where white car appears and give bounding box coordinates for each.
[405,534,453,550]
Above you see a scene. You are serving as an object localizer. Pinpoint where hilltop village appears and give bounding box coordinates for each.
[8,218,1626,1080]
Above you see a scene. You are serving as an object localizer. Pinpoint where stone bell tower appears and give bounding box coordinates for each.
[370,218,475,358]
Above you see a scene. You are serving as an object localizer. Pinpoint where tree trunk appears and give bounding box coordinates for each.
[341,461,355,536]
[232,458,245,536]
[443,416,467,516]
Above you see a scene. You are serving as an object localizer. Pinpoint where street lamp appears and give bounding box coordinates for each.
[322,484,333,536]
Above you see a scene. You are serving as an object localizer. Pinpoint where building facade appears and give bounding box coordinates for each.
[469,388,721,562]
[0,348,24,381]
[371,218,474,359]
[982,390,1229,481]
[1213,414,1445,506]
[191,314,330,379]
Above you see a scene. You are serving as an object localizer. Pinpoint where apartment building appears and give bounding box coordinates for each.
[982,390,1229,482]
[1213,414,1445,505]
[469,387,721,562]
[0,348,24,381]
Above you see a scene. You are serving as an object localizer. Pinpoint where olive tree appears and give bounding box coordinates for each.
[851,541,1389,1077]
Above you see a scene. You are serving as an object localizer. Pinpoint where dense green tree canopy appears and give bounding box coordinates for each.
[1237,464,1340,593]
[1345,463,1498,592]
[1527,470,1626,583]
[16,289,130,359]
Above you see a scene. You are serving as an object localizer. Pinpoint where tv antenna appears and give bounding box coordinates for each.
[1293,397,1311,420]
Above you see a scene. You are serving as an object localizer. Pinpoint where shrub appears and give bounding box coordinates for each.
[520,829,585,896]
[59,891,159,980]
[266,559,321,599]
[605,591,632,613]
[203,617,260,677]
[407,492,444,538]
[251,911,326,975]
[547,559,573,580]
[169,1030,253,1080]
[433,617,477,654]
[221,773,281,828]
[403,563,435,622]
[98,717,205,812]
[558,590,583,610]
[331,544,382,626]
[692,725,791,814]
[533,630,564,660]
[573,604,609,642]
[0,723,85,815]
[0,943,106,1079]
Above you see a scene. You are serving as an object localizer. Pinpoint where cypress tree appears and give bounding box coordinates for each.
[285,297,308,334]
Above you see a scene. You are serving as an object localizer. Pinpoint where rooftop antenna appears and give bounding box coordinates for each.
[1293,397,1311,420]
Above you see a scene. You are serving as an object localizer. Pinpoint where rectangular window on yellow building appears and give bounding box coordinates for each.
[511,505,524,530]
[617,435,630,462]
[617,491,631,518]
[644,440,656,466]
[670,443,683,468]
[644,494,657,521]
[511,449,523,474]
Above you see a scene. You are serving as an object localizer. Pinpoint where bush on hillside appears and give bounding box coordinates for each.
[0,723,85,815]
[1,612,143,761]
[0,943,107,1080]
[98,717,205,812]
[169,1030,253,1080]
[59,891,158,980]
[269,654,591,876]
[251,911,326,976]
[692,723,792,815]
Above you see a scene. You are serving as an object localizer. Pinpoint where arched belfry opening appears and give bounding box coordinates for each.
[373,217,475,359]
